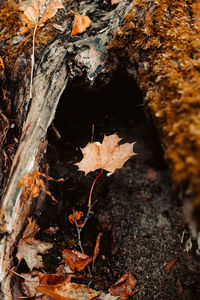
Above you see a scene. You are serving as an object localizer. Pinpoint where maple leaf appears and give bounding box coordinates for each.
[20,0,64,26]
[75,133,136,175]
[16,218,53,270]
[71,12,91,36]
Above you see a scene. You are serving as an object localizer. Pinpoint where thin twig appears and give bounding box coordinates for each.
[73,200,97,251]
[73,200,97,278]
[30,21,38,99]
[9,269,32,281]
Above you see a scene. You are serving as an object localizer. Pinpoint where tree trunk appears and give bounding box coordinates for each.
[0,0,200,298]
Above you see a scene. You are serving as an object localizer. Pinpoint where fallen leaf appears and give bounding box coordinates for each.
[111,0,122,5]
[62,249,92,272]
[39,273,72,285]
[20,0,64,26]
[68,210,84,227]
[92,232,103,271]
[108,272,137,300]
[18,169,64,202]
[99,292,119,300]
[16,218,53,270]
[75,133,136,175]
[20,270,41,298]
[165,258,178,272]
[0,57,5,70]
[71,12,91,36]
[36,282,99,300]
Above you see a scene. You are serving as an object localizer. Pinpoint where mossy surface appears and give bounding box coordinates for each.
[0,0,68,74]
[108,0,200,214]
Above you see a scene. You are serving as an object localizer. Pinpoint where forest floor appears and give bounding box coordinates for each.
[14,76,200,299]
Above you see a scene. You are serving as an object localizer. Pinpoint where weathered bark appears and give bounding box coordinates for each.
[1,0,200,297]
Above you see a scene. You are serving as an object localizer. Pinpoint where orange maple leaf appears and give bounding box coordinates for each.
[20,0,64,27]
[75,133,136,175]
[71,12,91,36]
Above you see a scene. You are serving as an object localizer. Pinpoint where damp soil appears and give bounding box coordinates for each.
[23,76,200,299]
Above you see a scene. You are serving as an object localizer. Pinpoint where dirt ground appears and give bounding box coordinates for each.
[16,76,200,299]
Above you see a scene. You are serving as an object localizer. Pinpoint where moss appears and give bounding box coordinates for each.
[0,0,64,71]
[108,0,200,212]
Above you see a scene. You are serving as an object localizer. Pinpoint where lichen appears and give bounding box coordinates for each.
[108,0,200,216]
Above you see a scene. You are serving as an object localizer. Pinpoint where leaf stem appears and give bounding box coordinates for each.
[88,168,103,207]
[30,21,38,99]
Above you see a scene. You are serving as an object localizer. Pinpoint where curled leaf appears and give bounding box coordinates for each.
[36,281,99,300]
[68,210,84,227]
[62,249,92,272]
[165,258,178,272]
[71,12,91,36]
[92,232,103,271]
[108,272,137,300]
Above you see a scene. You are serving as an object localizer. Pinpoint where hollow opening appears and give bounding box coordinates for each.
[15,75,200,299]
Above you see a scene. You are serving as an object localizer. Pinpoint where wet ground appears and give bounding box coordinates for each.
[19,75,200,299]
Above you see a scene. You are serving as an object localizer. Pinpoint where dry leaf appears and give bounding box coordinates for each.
[16,218,53,270]
[111,0,122,5]
[92,232,103,271]
[108,272,137,300]
[36,282,99,300]
[0,57,5,70]
[71,12,91,36]
[20,0,64,26]
[18,169,64,202]
[68,210,84,227]
[20,270,41,298]
[75,133,136,175]
[62,249,92,272]
[164,258,178,272]
[39,273,72,285]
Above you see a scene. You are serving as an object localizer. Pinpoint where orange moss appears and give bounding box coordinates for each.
[108,0,200,213]
[0,0,63,70]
